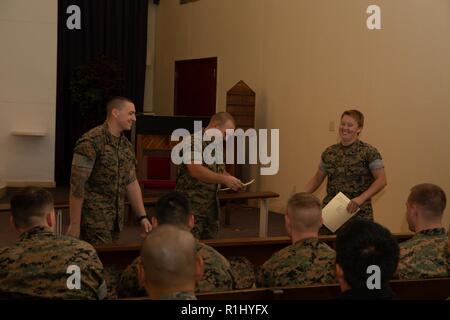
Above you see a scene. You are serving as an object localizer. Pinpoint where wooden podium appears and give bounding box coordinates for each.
[134,115,210,191]
[225,81,256,179]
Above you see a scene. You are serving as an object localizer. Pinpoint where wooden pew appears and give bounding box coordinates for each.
[96,233,413,269]
[195,278,450,300]
[123,278,450,300]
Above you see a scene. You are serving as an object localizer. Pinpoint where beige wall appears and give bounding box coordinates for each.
[0,0,57,186]
[152,0,450,233]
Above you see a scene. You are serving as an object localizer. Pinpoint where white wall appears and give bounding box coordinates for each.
[151,0,450,233]
[0,0,57,186]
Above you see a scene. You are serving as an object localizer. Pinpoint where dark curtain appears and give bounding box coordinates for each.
[55,0,148,185]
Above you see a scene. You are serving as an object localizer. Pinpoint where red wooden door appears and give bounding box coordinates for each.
[174,57,217,116]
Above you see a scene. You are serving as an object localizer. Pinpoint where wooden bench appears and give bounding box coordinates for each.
[195,278,450,300]
[96,233,413,269]
[123,278,450,300]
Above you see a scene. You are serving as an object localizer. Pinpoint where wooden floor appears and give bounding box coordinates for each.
[0,187,286,247]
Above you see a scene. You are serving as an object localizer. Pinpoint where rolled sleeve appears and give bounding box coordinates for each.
[72,139,97,169]
[369,158,384,171]
[72,153,95,169]
[319,161,328,173]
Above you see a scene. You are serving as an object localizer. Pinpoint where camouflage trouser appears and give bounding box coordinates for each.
[320,206,374,235]
[80,227,121,245]
[192,214,219,240]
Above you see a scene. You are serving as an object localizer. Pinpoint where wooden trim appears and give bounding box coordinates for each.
[5,180,56,188]
[95,233,414,269]
[122,277,450,300]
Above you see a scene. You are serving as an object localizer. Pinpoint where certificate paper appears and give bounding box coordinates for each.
[322,192,359,232]
[220,179,255,191]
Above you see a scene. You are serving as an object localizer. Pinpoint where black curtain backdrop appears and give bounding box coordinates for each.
[55,0,148,185]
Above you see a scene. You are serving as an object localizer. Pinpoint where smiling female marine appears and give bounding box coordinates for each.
[305,109,387,232]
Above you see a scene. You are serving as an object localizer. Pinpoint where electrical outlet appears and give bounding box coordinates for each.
[329,121,335,132]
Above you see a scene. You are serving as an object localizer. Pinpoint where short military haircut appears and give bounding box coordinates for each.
[10,187,54,228]
[287,192,322,231]
[106,96,134,117]
[408,183,446,218]
[155,191,191,227]
[140,225,197,287]
[209,112,236,127]
[341,109,364,128]
[336,219,399,290]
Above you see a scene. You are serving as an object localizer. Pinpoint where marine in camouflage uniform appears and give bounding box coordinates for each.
[72,121,137,244]
[397,228,449,280]
[320,139,384,222]
[0,226,106,299]
[116,240,233,298]
[175,132,225,239]
[256,237,336,287]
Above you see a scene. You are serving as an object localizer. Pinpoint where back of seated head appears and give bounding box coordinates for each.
[408,183,446,220]
[140,224,197,288]
[209,111,236,127]
[286,192,322,233]
[154,191,191,227]
[336,219,399,290]
[10,187,54,229]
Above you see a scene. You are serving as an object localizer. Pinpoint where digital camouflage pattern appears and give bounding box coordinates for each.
[116,240,233,298]
[0,226,106,299]
[72,122,136,243]
[256,237,336,287]
[115,257,144,298]
[229,256,256,289]
[160,291,197,300]
[196,241,234,292]
[320,139,384,221]
[103,264,122,299]
[175,133,225,239]
[397,228,449,280]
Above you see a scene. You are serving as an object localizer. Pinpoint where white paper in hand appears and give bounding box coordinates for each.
[220,179,255,191]
[322,192,360,233]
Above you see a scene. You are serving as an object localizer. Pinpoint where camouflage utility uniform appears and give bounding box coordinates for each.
[229,256,256,289]
[72,122,136,244]
[398,228,449,280]
[0,226,106,299]
[175,133,225,239]
[116,240,233,298]
[256,237,336,287]
[320,139,384,222]
[160,291,197,300]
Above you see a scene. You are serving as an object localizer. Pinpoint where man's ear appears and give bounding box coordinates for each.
[151,217,158,228]
[46,209,55,228]
[195,255,204,282]
[335,263,344,280]
[112,108,120,118]
[411,204,420,219]
[284,211,292,236]
[136,257,147,289]
[188,214,195,230]
[335,263,349,291]
[9,214,18,233]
